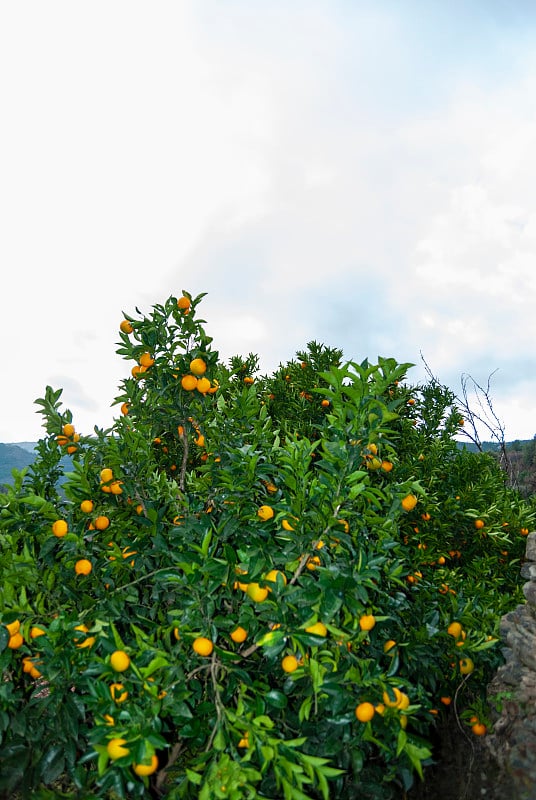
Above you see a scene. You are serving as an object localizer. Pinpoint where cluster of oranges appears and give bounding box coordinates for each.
[105,649,160,774]
[5,621,47,679]
[99,467,122,496]
[180,358,218,396]
[131,351,155,380]
[4,619,24,650]
[56,422,80,455]
[354,686,412,729]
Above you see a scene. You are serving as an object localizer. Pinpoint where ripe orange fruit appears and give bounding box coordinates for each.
[447,621,463,638]
[281,519,295,531]
[237,733,250,748]
[230,626,247,643]
[133,755,159,776]
[52,519,68,538]
[75,559,92,576]
[474,519,485,530]
[74,623,96,649]
[74,623,88,634]
[471,722,487,736]
[192,637,214,656]
[359,614,376,632]
[381,460,393,472]
[196,377,211,394]
[107,737,130,759]
[246,582,269,603]
[80,500,94,513]
[401,494,418,512]
[355,702,375,722]
[120,320,133,334]
[321,399,330,408]
[189,358,207,376]
[110,650,131,672]
[30,625,46,639]
[120,402,129,416]
[177,296,191,311]
[397,692,410,710]
[62,423,75,437]
[264,569,287,588]
[306,555,321,570]
[7,632,24,649]
[257,505,274,521]
[305,621,327,637]
[5,620,20,636]
[459,657,474,675]
[181,374,198,391]
[95,516,110,531]
[110,683,128,703]
[440,696,452,706]
[22,656,35,673]
[139,352,155,368]
[383,687,403,708]
[76,636,96,648]
[100,468,113,483]
[281,654,299,673]
[383,640,396,654]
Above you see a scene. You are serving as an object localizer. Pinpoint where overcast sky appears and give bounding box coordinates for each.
[2,0,536,444]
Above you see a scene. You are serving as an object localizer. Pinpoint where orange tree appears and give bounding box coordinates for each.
[0,291,533,799]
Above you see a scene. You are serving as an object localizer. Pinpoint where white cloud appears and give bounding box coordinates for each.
[2,2,536,442]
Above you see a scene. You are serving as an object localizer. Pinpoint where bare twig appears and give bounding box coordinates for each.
[155,740,185,793]
[179,424,189,492]
[205,653,225,752]
[420,353,514,485]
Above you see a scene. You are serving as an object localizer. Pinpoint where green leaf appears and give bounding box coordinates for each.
[186,768,203,785]
[213,728,226,751]
[39,745,65,784]
[139,655,170,678]
[97,747,109,777]
[261,745,275,762]
[299,696,312,722]
[265,689,288,709]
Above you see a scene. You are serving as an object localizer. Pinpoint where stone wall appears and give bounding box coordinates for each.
[486,532,536,799]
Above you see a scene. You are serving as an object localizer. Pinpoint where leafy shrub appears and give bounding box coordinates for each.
[0,292,533,799]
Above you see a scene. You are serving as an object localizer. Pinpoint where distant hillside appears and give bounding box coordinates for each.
[13,441,40,454]
[1,437,535,496]
[0,443,37,487]
[456,440,501,453]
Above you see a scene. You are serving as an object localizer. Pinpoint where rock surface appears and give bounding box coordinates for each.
[486,532,536,800]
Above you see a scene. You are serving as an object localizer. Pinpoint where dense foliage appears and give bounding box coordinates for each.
[0,291,533,799]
